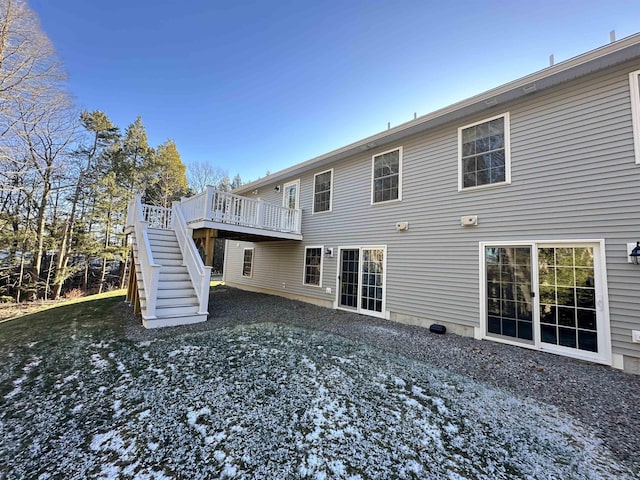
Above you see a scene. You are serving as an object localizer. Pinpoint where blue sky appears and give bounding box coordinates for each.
[30,0,640,182]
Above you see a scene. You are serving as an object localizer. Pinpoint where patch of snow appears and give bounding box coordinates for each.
[221,464,237,478]
[1,322,635,480]
[90,353,109,370]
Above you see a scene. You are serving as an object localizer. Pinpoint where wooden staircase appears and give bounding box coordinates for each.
[126,198,211,329]
[139,229,205,327]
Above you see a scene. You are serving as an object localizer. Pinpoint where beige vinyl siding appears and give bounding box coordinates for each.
[225,59,640,360]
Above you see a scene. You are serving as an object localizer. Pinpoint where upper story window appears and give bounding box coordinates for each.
[459,113,511,190]
[313,169,333,213]
[303,246,323,286]
[242,248,254,278]
[630,70,640,164]
[372,147,402,204]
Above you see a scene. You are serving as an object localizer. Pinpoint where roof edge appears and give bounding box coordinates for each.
[236,32,640,194]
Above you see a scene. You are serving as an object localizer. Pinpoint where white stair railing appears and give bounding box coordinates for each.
[129,196,161,319]
[141,203,173,229]
[172,201,212,315]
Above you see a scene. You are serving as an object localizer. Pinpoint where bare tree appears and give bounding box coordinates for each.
[0,0,66,201]
[187,160,227,194]
[14,89,78,297]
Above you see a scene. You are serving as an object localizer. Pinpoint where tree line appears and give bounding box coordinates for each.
[0,0,242,302]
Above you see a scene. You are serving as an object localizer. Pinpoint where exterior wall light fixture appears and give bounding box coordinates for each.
[629,242,640,264]
[274,185,280,192]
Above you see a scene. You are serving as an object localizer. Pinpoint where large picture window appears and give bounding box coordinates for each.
[372,147,402,204]
[303,246,323,286]
[459,113,510,190]
[242,248,254,278]
[313,170,333,213]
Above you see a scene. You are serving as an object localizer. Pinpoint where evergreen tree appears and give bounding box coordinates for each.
[145,139,188,208]
[51,110,119,299]
[231,173,243,190]
[117,116,154,198]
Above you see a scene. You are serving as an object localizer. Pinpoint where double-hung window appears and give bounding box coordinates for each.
[372,147,402,204]
[630,70,640,164]
[242,248,254,278]
[459,113,510,190]
[303,246,323,286]
[313,169,333,213]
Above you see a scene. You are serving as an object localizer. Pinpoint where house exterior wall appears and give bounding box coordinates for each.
[224,58,640,371]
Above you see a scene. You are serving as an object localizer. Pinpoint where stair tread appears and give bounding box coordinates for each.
[154,312,208,319]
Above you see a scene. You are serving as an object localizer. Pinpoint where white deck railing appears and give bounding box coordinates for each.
[172,201,212,315]
[128,196,161,319]
[181,187,301,234]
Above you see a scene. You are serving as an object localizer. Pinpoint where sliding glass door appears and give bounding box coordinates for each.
[338,246,386,318]
[483,242,609,364]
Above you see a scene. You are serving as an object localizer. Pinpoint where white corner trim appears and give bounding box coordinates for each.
[629,70,640,164]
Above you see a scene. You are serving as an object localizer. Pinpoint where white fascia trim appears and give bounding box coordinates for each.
[629,70,640,164]
[302,245,324,287]
[458,112,511,192]
[371,146,403,205]
[236,34,640,194]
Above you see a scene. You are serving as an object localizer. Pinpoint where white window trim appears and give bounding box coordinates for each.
[282,179,300,209]
[312,169,333,214]
[302,245,324,287]
[629,70,640,164]
[371,147,403,205]
[458,112,511,191]
[242,247,254,278]
[478,239,612,366]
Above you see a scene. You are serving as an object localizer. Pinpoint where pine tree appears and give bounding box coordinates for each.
[145,139,188,208]
[231,173,243,190]
[51,110,119,299]
[118,116,154,199]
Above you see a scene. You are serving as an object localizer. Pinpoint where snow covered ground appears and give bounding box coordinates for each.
[0,321,635,479]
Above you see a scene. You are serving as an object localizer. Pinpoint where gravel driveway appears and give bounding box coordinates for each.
[125,284,640,475]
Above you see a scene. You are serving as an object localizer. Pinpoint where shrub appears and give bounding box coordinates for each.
[63,289,85,300]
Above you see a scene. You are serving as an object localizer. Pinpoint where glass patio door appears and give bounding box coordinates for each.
[339,249,359,310]
[537,246,600,355]
[338,246,386,318]
[485,246,534,342]
[484,242,609,364]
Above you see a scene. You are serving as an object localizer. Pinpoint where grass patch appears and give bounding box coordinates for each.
[0,289,126,324]
[0,295,635,479]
